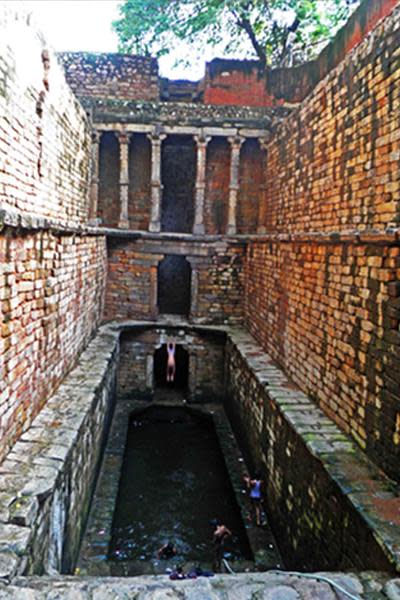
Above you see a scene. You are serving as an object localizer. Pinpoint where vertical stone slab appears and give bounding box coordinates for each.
[116,131,130,229]
[147,133,166,233]
[193,134,211,234]
[89,130,101,222]
[227,136,244,235]
[257,137,269,234]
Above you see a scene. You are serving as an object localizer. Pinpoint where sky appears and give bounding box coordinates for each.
[24,0,217,80]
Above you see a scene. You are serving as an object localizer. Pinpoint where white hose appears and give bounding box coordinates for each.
[269,570,362,600]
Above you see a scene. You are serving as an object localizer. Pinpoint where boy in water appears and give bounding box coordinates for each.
[211,520,232,572]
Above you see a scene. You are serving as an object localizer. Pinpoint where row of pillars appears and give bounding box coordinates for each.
[90,130,268,235]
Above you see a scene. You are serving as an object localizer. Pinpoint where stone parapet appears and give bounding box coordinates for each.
[0,325,119,577]
[226,328,400,573]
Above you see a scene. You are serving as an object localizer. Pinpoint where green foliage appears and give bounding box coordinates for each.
[113,0,360,68]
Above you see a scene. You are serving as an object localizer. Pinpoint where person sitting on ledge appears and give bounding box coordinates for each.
[157,540,177,559]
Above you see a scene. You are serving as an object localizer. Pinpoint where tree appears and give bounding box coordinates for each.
[113,0,360,69]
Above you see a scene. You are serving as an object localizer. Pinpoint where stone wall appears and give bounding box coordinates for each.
[259,4,400,234]
[0,6,91,225]
[117,327,226,402]
[0,228,107,463]
[244,235,400,481]
[58,52,160,102]
[104,236,246,325]
[244,2,400,481]
[225,331,398,573]
[0,326,118,577]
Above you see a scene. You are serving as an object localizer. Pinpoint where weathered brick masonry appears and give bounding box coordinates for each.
[105,235,245,324]
[0,9,91,224]
[59,52,159,102]
[0,7,107,460]
[245,4,400,481]
[259,5,400,234]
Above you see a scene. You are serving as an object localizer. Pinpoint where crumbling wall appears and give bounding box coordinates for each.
[58,52,160,101]
[245,4,400,481]
[203,0,398,107]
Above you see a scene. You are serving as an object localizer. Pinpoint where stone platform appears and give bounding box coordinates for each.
[1,572,400,599]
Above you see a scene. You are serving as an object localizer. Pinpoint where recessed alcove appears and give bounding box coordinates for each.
[161,135,196,232]
[98,132,119,226]
[157,255,191,315]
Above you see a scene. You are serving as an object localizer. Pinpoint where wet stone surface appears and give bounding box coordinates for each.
[1,571,399,599]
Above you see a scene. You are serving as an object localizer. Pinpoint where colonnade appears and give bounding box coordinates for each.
[90,127,269,234]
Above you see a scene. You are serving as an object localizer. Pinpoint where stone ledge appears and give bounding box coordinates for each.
[252,228,400,245]
[228,328,400,573]
[2,571,398,599]
[0,208,104,236]
[0,326,120,577]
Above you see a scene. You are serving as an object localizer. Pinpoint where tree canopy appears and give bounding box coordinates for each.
[113,0,360,69]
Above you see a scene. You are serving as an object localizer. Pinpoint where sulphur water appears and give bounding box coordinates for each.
[109,407,252,564]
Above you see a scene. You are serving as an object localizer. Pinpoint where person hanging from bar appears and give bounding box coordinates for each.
[166,342,176,383]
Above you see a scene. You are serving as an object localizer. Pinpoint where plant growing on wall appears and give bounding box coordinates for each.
[113,0,360,68]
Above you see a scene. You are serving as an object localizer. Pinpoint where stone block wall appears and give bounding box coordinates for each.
[225,333,397,572]
[0,6,91,224]
[259,3,400,234]
[0,229,107,463]
[58,52,160,101]
[104,237,246,324]
[244,235,400,481]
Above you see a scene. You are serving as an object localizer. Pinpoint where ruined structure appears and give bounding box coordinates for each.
[0,0,399,596]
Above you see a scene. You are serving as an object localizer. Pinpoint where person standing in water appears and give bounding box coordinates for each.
[211,520,232,572]
[166,342,176,383]
[244,472,263,526]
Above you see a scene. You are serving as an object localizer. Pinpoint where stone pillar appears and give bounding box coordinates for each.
[257,137,269,234]
[150,263,159,319]
[115,131,131,229]
[193,135,211,234]
[147,133,166,232]
[89,130,101,221]
[227,136,244,235]
[187,256,202,321]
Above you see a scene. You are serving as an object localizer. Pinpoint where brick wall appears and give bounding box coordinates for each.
[237,139,264,234]
[260,4,400,234]
[244,235,400,481]
[204,138,230,234]
[0,230,106,462]
[58,52,160,101]
[0,5,107,461]
[0,6,91,224]
[225,338,394,572]
[203,0,399,107]
[104,237,245,324]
